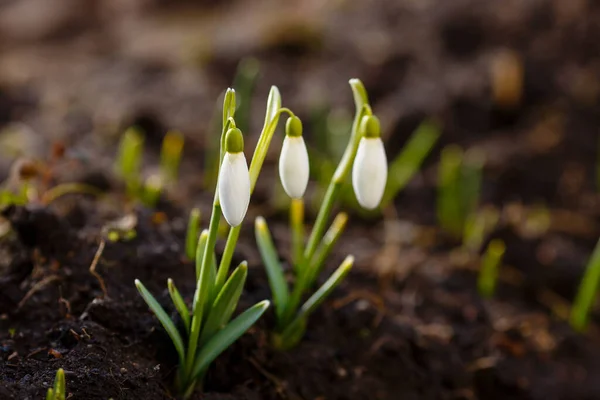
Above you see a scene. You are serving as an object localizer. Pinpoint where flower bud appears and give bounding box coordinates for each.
[352,116,387,209]
[279,117,309,199]
[218,128,250,226]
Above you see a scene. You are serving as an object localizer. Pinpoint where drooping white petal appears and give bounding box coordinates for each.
[352,137,387,209]
[279,136,310,199]
[218,152,251,227]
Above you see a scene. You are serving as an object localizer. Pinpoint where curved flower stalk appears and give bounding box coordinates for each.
[255,79,388,349]
[134,88,274,399]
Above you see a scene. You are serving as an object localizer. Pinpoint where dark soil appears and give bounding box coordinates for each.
[2,0,600,399]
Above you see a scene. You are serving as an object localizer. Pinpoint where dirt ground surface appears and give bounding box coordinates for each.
[1,0,600,399]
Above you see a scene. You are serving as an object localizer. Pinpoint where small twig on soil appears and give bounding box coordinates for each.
[58,287,72,317]
[332,289,386,329]
[248,357,297,399]
[17,275,60,311]
[26,347,47,358]
[89,239,108,298]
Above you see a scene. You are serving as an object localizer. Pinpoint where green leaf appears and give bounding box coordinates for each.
[168,279,190,332]
[477,239,506,299]
[195,229,209,281]
[306,212,348,289]
[190,300,270,381]
[571,238,600,332]
[299,255,353,321]
[255,217,289,321]
[187,208,221,375]
[46,388,54,400]
[53,368,66,400]
[200,262,248,345]
[222,88,236,138]
[381,120,440,207]
[135,279,186,364]
[461,148,484,222]
[116,127,144,196]
[160,130,185,182]
[274,256,354,349]
[279,256,352,349]
[185,208,201,260]
[437,145,464,237]
[195,229,218,304]
[248,86,282,191]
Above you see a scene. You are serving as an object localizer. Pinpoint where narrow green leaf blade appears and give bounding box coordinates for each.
[477,239,506,298]
[381,120,440,206]
[185,208,201,260]
[255,216,289,321]
[46,388,54,400]
[191,300,270,380]
[571,238,600,332]
[195,229,209,281]
[278,255,353,349]
[306,212,348,289]
[298,255,353,319]
[249,86,282,191]
[200,262,248,344]
[135,279,186,364]
[168,279,190,332]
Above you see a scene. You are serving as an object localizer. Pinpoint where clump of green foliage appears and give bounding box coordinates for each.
[255,79,388,349]
[136,85,301,398]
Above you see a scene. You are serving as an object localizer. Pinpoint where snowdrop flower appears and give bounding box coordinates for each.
[218,128,251,227]
[352,115,387,210]
[279,116,309,199]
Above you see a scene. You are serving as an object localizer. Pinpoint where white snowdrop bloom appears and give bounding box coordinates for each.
[279,117,309,199]
[352,116,387,210]
[218,128,251,227]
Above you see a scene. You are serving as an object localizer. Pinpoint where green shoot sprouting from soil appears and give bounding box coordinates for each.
[160,130,185,183]
[185,208,201,260]
[116,126,144,197]
[45,368,66,400]
[570,238,600,332]
[380,119,440,208]
[437,145,489,245]
[477,239,506,298]
[255,79,388,350]
[135,87,296,399]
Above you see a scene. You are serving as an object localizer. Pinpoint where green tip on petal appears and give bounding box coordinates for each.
[225,128,244,153]
[360,115,381,138]
[285,116,303,137]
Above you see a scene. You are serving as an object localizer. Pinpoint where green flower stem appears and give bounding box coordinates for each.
[281,80,369,327]
[290,198,305,269]
[302,79,370,271]
[214,89,288,293]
